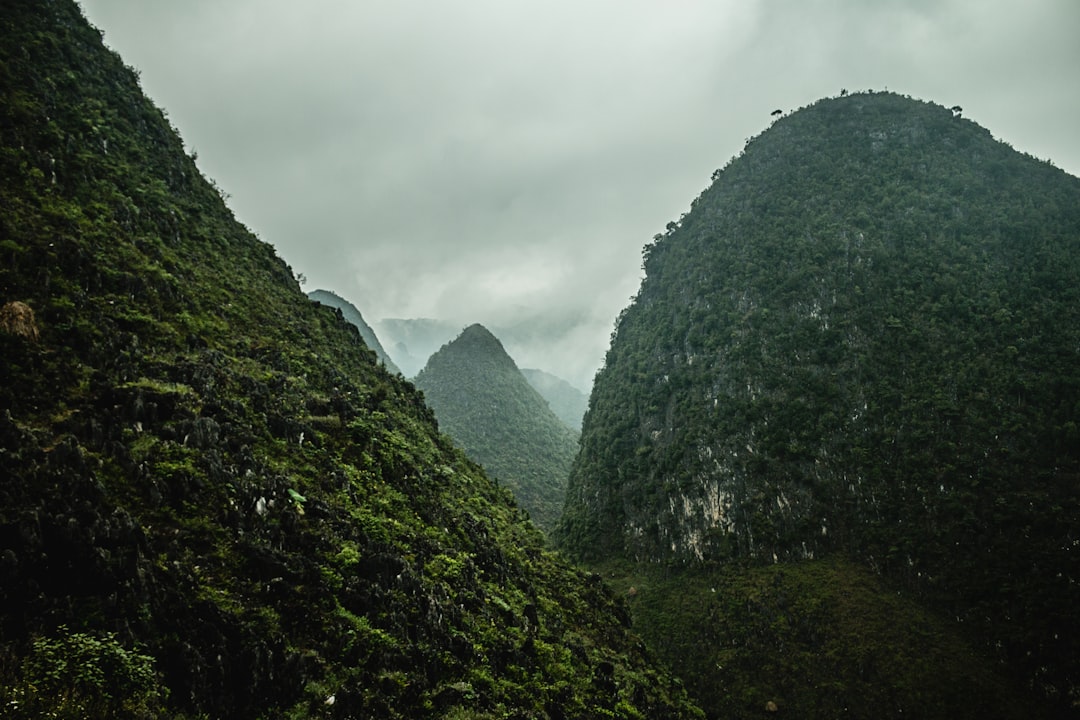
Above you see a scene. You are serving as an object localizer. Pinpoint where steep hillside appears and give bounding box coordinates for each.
[0,3,703,718]
[521,368,588,431]
[307,288,400,374]
[557,92,1080,717]
[415,325,579,532]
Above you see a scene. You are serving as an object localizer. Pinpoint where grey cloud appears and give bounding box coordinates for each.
[80,0,1080,390]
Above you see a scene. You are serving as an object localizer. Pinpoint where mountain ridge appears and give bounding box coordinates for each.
[375,317,457,378]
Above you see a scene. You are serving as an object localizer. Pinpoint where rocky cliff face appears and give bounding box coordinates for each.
[0,3,702,718]
[558,92,1080,715]
[415,324,579,532]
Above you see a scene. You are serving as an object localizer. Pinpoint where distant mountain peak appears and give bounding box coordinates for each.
[373,317,459,378]
[456,322,504,349]
[416,324,578,532]
[425,323,518,374]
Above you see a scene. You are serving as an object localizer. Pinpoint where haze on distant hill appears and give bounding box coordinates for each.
[414,325,579,532]
[375,318,459,378]
[520,368,588,431]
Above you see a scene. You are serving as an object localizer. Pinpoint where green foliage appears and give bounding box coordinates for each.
[600,557,1031,719]
[1,626,164,719]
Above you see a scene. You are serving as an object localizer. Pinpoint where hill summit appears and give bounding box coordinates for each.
[557,91,1080,717]
[416,324,578,531]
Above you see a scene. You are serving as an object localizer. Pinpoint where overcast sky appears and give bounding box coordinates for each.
[78,0,1080,391]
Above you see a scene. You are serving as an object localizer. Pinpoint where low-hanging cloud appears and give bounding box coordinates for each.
[80,0,1080,391]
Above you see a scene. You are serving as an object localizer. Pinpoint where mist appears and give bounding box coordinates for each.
[79,0,1080,391]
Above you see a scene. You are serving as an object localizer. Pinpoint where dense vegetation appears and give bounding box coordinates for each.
[557,92,1080,717]
[415,325,579,532]
[520,369,588,432]
[0,3,703,717]
[597,557,1029,719]
[307,288,401,375]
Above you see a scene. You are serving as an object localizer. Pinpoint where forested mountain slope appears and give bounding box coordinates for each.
[415,325,579,532]
[307,288,400,374]
[557,91,1080,718]
[0,3,702,718]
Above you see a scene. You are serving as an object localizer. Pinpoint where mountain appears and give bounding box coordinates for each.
[0,4,704,718]
[557,92,1080,717]
[375,317,458,377]
[307,288,400,374]
[377,313,600,393]
[521,368,588,431]
[414,325,579,533]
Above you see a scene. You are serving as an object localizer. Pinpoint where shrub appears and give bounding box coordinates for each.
[1,626,164,719]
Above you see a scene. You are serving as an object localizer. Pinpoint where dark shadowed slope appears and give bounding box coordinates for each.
[0,3,702,718]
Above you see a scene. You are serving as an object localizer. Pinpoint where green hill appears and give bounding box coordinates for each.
[307,288,401,375]
[0,3,703,718]
[557,92,1080,718]
[415,325,579,533]
[521,368,588,431]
